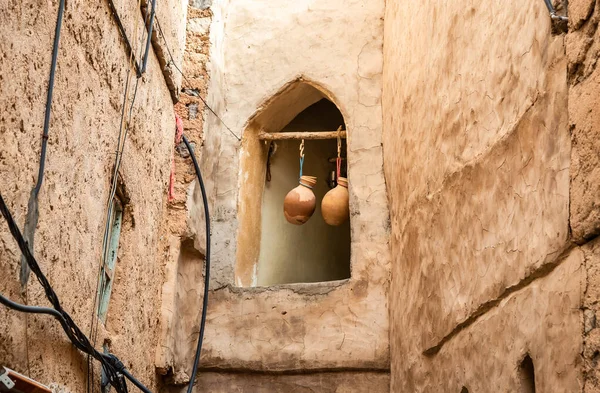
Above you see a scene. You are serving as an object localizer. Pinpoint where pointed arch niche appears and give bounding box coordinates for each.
[235,79,351,287]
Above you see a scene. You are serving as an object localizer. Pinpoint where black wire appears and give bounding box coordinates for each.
[35,0,65,196]
[0,293,69,331]
[107,0,142,77]
[0,192,149,393]
[120,369,150,393]
[182,135,210,393]
[140,0,157,74]
[0,133,212,393]
[155,18,241,141]
[542,0,555,13]
[1,287,148,393]
[20,0,66,287]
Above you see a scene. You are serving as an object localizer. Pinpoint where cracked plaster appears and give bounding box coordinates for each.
[383,0,576,391]
[191,0,391,373]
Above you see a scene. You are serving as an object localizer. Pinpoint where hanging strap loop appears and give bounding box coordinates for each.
[336,126,342,178]
[299,139,305,180]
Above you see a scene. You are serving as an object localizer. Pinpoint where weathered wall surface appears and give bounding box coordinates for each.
[583,238,600,393]
[0,0,186,392]
[154,2,212,383]
[567,1,600,391]
[173,0,391,387]
[189,371,389,392]
[568,0,600,243]
[383,0,577,391]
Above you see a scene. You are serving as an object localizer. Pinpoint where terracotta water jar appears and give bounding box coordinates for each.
[321,177,349,226]
[283,176,317,225]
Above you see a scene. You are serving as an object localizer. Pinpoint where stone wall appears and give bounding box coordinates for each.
[567,0,600,391]
[383,0,581,391]
[155,1,213,384]
[568,0,600,243]
[0,0,186,392]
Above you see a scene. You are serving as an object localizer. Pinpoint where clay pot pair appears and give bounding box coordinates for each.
[283,176,349,226]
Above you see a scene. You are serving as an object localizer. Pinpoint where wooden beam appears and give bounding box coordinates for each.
[1,367,52,393]
[258,131,347,141]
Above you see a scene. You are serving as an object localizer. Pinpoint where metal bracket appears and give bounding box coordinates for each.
[0,367,51,393]
[0,368,15,392]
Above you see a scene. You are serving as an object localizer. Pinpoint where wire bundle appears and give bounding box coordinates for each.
[0,193,142,393]
[1,1,215,392]
[0,132,211,393]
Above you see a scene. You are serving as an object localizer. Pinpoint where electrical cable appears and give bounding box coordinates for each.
[0,293,68,329]
[154,18,241,141]
[542,0,568,21]
[0,193,150,393]
[141,0,157,74]
[88,3,148,390]
[20,0,65,288]
[107,0,142,77]
[0,134,211,393]
[181,135,211,393]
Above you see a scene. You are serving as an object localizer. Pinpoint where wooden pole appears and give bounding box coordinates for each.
[258,131,347,141]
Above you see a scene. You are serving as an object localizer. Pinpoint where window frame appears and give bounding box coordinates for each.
[97,196,124,322]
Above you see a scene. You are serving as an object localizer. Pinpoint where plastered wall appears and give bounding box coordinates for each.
[383,0,580,391]
[181,0,391,389]
[567,0,600,391]
[0,0,186,392]
[154,1,212,383]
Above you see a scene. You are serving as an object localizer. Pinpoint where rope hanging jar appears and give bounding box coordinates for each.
[283,139,317,225]
[321,127,349,226]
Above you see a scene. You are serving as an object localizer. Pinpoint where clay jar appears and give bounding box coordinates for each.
[321,177,349,226]
[283,176,317,225]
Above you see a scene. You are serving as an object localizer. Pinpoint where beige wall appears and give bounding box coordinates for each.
[154,2,213,382]
[0,0,186,392]
[188,0,391,387]
[383,0,578,391]
[567,0,600,391]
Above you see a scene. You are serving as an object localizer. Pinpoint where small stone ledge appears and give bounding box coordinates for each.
[213,278,350,296]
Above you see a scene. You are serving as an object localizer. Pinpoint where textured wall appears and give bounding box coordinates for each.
[154,2,212,383]
[383,0,577,391]
[568,0,600,243]
[189,371,389,392]
[190,0,391,381]
[0,0,186,392]
[567,0,600,391]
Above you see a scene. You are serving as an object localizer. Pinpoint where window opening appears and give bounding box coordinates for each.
[518,354,536,393]
[97,196,123,322]
[256,99,350,286]
[236,83,352,287]
[258,137,350,285]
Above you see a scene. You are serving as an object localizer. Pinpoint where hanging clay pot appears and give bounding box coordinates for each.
[283,176,317,225]
[321,177,349,226]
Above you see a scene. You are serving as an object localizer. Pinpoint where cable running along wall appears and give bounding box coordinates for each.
[0,134,210,393]
[2,1,210,392]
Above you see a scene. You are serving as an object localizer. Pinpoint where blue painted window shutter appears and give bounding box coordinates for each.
[97,198,123,322]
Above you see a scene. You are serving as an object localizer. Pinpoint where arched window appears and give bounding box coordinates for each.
[236,80,351,287]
